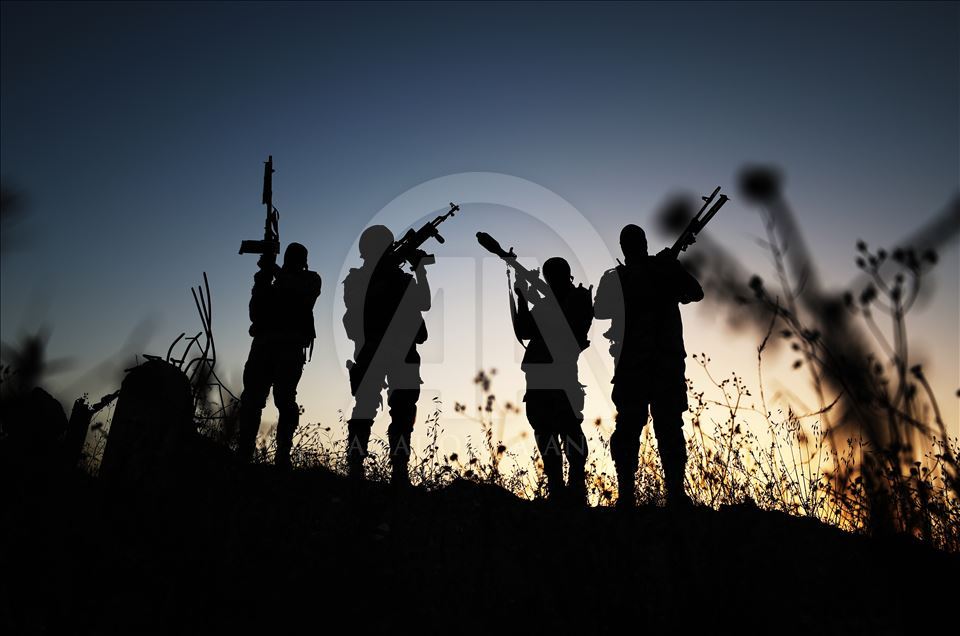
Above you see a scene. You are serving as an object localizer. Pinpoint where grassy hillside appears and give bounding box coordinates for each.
[3,445,956,635]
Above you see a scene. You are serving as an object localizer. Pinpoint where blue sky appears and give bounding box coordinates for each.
[2,1,957,444]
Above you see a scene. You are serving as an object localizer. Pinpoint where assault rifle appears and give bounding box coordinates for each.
[668,186,729,258]
[388,202,460,270]
[477,231,592,350]
[476,232,554,302]
[238,155,280,263]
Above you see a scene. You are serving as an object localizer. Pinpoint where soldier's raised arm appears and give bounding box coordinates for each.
[412,263,432,311]
[665,254,703,304]
[310,269,323,295]
[674,261,703,304]
[305,270,322,307]
[248,259,279,332]
[512,281,537,340]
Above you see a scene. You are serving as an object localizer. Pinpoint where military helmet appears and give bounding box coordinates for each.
[359,225,394,260]
[543,256,572,288]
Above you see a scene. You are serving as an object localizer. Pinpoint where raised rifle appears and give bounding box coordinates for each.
[476,232,554,302]
[238,155,280,262]
[477,232,592,350]
[668,186,729,258]
[388,202,460,270]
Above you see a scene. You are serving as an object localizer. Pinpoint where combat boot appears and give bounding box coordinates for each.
[391,460,410,488]
[567,480,588,506]
[275,414,297,472]
[655,422,691,508]
[275,442,292,472]
[388,429,412,488]
[567,459,589,506]
[346,419,373,481]
[562,429,589,506]
[610,424,641,509]
[543,461,567,502]
[662,462,691,509]
[541,457,566,502]
[615,462,637,509]
[236,404,262,464]
[347,454,363,481]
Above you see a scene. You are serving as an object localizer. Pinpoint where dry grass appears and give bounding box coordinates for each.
[228,350,957,552]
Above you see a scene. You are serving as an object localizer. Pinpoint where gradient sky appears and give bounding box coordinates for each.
[2,1,957,459]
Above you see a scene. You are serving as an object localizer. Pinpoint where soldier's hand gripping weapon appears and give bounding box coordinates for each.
[238,155,280,265]
[476,232,554,303]
[668,186,729,258]
[478,232,593,349]
[477,232,550,348]
[388,202,460,270]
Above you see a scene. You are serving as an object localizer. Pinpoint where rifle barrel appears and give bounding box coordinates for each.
[701,194,729,225]
[262,155,273,206]
[699,186,720,210]
[669,186,728,256]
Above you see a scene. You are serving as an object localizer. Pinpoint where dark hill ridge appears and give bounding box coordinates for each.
[2,454,957,635]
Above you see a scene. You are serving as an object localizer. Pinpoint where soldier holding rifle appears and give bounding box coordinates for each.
[237,156,322,469]
[594,188,727,507]
[477,233,593,503]
[343,204,459,486]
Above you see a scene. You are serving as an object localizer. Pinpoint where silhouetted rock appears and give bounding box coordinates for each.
[99,359,193,490]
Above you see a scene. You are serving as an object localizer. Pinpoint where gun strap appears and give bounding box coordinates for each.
[507,270,527,350]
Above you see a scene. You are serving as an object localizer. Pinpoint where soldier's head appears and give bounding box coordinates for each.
[283,242,308,270]
[620,224,648,263]
[359,225,394,262]
[543,257,573,293]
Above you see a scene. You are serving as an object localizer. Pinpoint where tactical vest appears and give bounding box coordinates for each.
[342,264,427,351]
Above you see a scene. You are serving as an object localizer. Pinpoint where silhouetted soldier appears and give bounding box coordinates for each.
[343,225,431,486]
[514,257,593,503]
[238,242,322,469]
[594,224,703,507]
